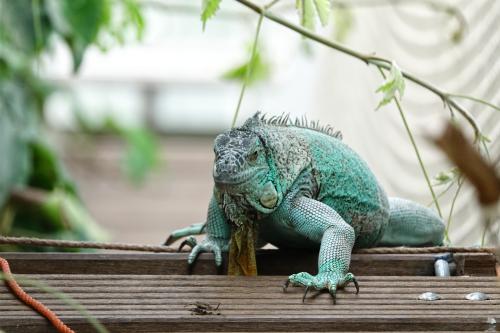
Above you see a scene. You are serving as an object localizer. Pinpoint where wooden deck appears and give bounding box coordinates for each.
[0,251,499,332]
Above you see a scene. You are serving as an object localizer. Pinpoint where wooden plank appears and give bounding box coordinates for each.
[1,316,498,332]
[0,251,497,276]
[0,275,499,332]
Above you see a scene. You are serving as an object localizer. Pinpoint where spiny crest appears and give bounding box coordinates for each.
[248,112,342,140]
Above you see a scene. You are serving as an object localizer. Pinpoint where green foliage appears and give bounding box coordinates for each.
[3,140,107,251]
[0,0,52,56]
[222,44,270,85]
[45,0,111,70]
[433,167,459,186]
[0,0,144,248]
[375,62,405,110]
[201,0,222,30]
[332,6,353,42]
[121,128,159,185]
[0,0,144,70]
[75,113,160,185]
[296,0,316,30]
[0,75,42,208]
[199,0,332,30]
[296,0,331,30]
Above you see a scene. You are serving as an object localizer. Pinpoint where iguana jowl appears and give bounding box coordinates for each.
[169,113,445,303]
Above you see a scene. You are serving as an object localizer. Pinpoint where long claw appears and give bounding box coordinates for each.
[302,286,310,303]
[178,239,189,252]
[282,279,290,293]
[163,235,174,246]
[329,289,337,305]
[178,236,198,252]
[353,277,360,294]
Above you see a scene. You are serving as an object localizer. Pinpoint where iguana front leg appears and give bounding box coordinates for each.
[187,195,230,268]
[281,196,358,303]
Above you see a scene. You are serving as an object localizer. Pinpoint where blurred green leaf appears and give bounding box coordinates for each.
[201,0,222,30]
[0,0,51,57]
[73,112,159,184]
[28,140,78,195]
[121,128,159,185]
[98,0,145,49]
[433,167,459,186]
[313,0,330,26]
[41,189,107,242]
[375,62,405,110]
[333,6,353,42]
[222,44,270,85]
[45,0,111,71]
[0,79,40,208]
[296,0,332,30]
[296,0,316,30]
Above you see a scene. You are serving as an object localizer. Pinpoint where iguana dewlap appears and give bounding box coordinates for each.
[181,113,444,303]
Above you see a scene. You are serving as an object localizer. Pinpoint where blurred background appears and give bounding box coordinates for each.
[1,0,499,248]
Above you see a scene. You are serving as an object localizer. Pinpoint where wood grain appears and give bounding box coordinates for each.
[0,250,497,276]
[0,252,498,332]
[0,275,499,332]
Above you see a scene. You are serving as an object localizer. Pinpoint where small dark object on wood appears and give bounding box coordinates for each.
[187,301,221,315]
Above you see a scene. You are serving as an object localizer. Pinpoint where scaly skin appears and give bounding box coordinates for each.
[173,113,445,303]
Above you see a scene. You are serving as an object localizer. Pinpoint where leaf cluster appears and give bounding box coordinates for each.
[0,0,144,249]
[201,0,333,30]
[375,62,405,110]
[222,43,270,85]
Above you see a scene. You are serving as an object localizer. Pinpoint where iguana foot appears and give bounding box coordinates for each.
[283,272,359,304]
[187,238,226,269]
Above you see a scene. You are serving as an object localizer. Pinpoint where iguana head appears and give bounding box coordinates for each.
[213,129,280,214]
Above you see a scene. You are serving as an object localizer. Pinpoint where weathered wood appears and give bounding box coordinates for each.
[0,252,498,332]
[0,251,497,276]
[0,273,499,332]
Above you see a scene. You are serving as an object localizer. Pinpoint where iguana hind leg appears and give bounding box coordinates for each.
[377,197,445,246]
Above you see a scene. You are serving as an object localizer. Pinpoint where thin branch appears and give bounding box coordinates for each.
[447,93,500,113]
[376,66,443,218]
[427,181,454,207]
[231,13,265,127]
[233,0,482,139]
[445,176,464,244]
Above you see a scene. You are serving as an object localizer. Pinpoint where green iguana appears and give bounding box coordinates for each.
[165,112,444,303]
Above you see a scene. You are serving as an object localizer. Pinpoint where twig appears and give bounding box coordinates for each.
[233,0,483,139]
[376,67,443,218]
[231,13,265,127]
[447,93,500,113]
[445,176,464,244]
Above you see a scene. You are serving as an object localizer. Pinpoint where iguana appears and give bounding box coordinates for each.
[166,112,445,303]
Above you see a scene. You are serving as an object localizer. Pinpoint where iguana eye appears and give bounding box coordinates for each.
[248,151,258,163]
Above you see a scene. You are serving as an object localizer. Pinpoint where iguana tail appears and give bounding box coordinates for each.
[378,197,445,247]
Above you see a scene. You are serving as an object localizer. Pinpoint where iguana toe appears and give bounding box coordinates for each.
[284,271,359,304]
[178,236,198,252]
[187,239,224,268]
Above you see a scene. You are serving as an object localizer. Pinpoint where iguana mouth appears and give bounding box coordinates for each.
[213,167,267,186]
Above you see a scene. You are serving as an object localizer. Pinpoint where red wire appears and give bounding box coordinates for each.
[0,256,75,333]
